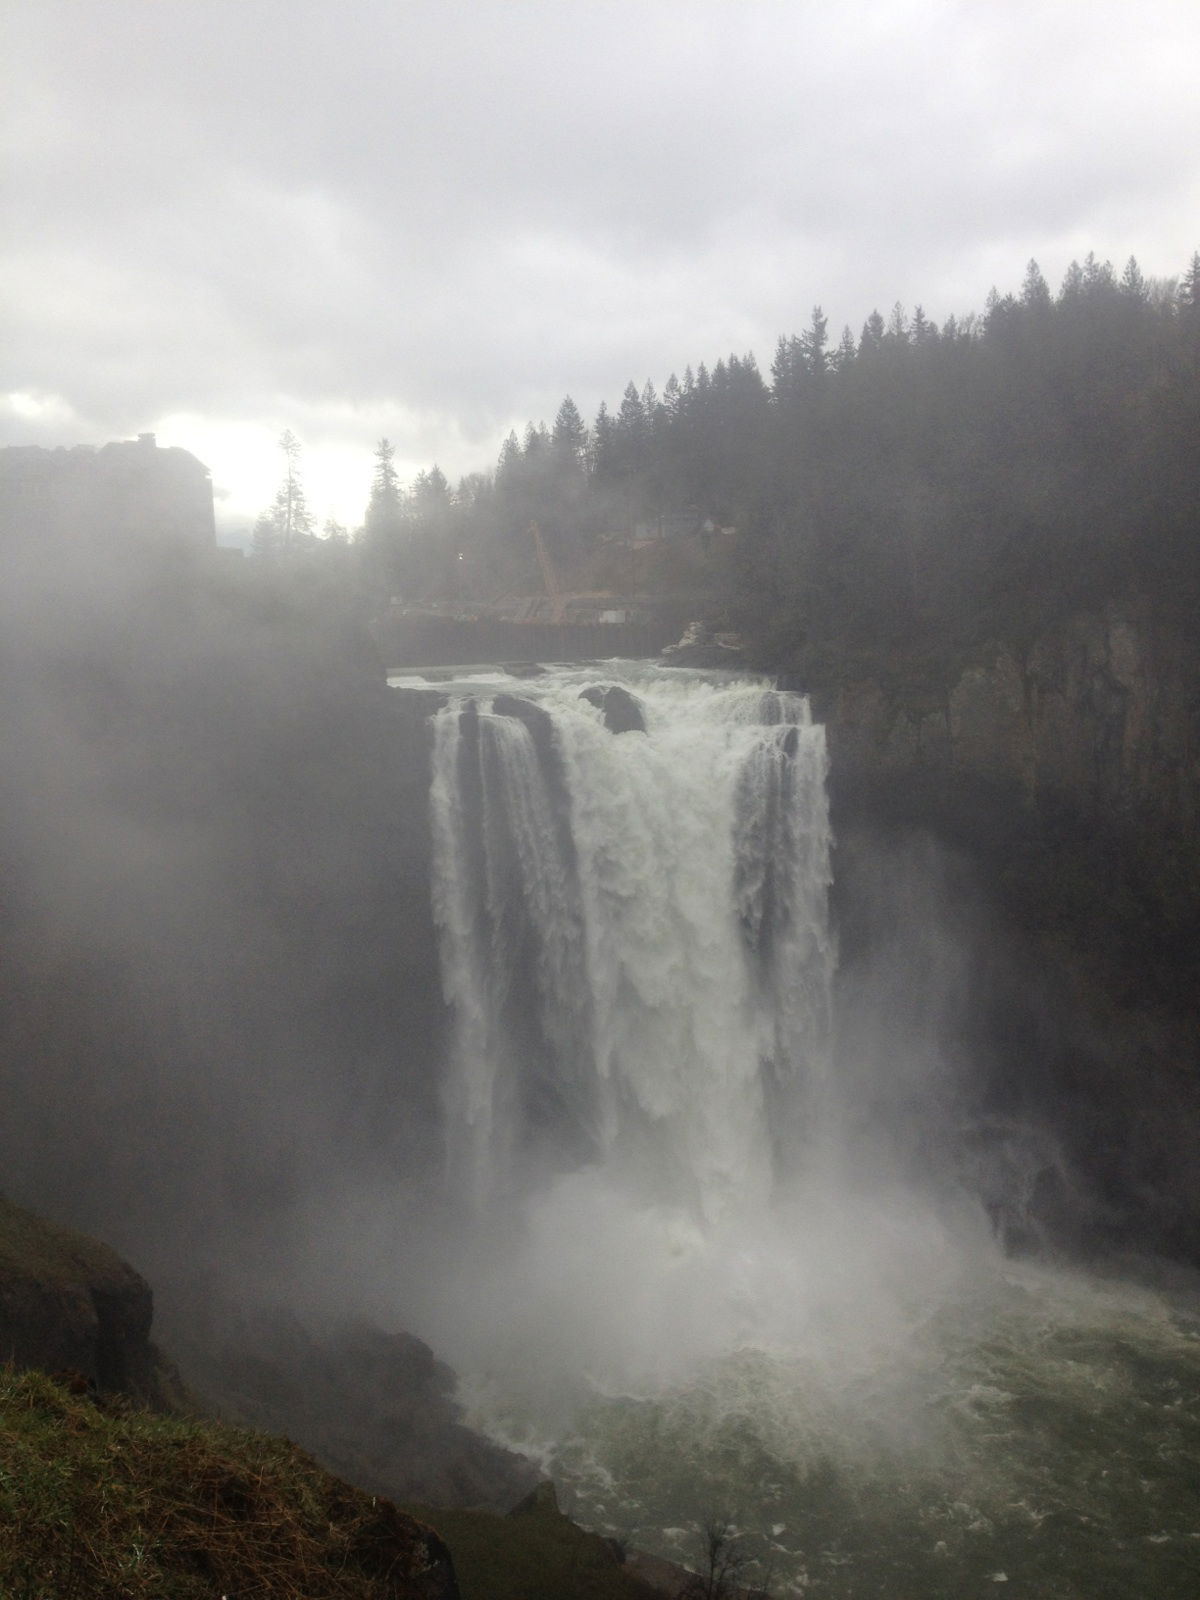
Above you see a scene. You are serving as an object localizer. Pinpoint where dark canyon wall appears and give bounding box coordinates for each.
[794,604,1200,1264]
[824,607,1197,854]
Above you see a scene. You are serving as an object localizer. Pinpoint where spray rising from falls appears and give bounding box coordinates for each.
[406,663,1200,1595]
[429,669,834,1228]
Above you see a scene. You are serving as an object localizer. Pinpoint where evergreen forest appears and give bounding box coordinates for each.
[302,252,1200,669]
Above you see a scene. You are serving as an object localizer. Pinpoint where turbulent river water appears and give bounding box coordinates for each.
[394,661,1200,1598]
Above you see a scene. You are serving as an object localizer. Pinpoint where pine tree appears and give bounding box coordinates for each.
[590,401,621,496]
[1059,259,1085,303]
[831,325,857,372]
[366,438,402,528]
[859,310,885,356]
[885,302,910,345]
[496,430,522,488]
[984,287,1019,337]
[1083,252,1117,298]
[1021,259,1052,312]
[641,380,662,436]
[1182,251,1200,312]
[1120,256,1148,303]
[618,380,647,442]
[911,305,937,346]
[771,334,800,400]
[254,430,316,556]
[551,396,588,467]
[798,306,829,378]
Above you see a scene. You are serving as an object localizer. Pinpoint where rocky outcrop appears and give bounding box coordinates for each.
[0,1194,180,1406]
[157,1296,539,1512]
[820,609,1199,839]
[493,690,561,753]
[580,683,647,734]
[661,619,746,669]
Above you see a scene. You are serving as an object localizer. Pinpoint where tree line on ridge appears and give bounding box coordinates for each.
[257,251,1200,662]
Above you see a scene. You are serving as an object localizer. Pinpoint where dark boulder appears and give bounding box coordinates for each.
[579,684,647,735]
[493,692,555,740]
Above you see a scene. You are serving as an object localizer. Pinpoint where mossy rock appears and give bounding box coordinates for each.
[0,1194,182,1407]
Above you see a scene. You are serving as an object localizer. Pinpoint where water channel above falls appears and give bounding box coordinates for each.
[389,661,1200,1598]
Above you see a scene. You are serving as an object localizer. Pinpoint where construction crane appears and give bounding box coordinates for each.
[529,521,566,623]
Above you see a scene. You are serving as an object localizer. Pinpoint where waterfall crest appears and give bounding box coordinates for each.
[428,666,834,1225]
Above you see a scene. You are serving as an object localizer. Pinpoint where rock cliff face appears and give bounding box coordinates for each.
[824,609,1199,841]
[794,605,1200,1264]
[0,1194,180,1405]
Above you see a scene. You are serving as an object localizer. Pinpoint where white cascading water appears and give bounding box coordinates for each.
[429,669,833,1227]
[420,664,973,1408]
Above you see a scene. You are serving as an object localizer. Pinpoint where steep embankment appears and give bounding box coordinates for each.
[155,1293,538,1513]
[0,1366,458,1600]
[0,1197,461,1595]
[774,604,1200,1263]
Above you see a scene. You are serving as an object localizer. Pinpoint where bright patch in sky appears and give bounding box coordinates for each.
[5,392,78,426]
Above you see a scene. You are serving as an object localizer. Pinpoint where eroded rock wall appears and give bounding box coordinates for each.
[824,609,1199,839]
[804,605,1200,1264]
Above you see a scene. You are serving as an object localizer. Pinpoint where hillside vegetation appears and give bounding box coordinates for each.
[0,1366,457,1600]
[351,252,1200,669]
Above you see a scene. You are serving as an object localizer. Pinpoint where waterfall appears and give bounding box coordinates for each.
[428,666,834,1225]
[405,664,1200,1599]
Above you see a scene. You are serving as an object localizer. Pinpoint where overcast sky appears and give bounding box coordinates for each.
[4,0,1199,537]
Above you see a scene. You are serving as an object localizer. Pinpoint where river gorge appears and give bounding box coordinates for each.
[380,659,1200,1598]
[4,545,1200,1595]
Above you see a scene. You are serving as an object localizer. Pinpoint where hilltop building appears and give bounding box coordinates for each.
[0,433,215,551]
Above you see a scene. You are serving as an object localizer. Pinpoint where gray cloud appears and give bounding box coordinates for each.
[4,0,1199,518]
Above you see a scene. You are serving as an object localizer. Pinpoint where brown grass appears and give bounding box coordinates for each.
[0,1366,453,1598]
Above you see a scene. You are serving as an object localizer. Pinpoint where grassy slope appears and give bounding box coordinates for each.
[0,1195,131,1293]
[0,1368,669,1600]
[0,1367,454,1599]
